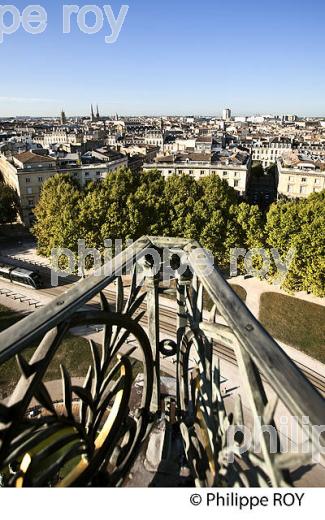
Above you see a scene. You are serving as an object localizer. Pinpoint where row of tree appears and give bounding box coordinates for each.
[33,169,264,267]
[32,169,324,296]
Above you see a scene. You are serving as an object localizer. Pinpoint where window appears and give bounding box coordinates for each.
[85,172,90,177]
[38,177,43,182]
[315,178,320,184]
[288,185,294,193]
[234,180,239,187]
[25,178,31,183]
[301,177,307,182]
[27,187,33,195]
[200,170,205,175]
[189,170,193,175]
[234,172,238,177]
[28,199,34,207]
[223,171,227,176]
[300,186,307,194]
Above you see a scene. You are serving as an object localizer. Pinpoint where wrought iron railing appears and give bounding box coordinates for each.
[0,236,324,487]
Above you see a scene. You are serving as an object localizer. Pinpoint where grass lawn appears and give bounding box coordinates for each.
[0,304,92,398]
[229,284,247,302]
[259,293,325,363]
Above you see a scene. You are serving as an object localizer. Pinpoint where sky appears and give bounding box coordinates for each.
[0,0,325,117]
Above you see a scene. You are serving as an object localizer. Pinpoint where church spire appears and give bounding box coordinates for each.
[60,109,66,125]
[91,104,95,122]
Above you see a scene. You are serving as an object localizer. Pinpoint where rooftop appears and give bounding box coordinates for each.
[155,149,249,166]
[13,151,56,165]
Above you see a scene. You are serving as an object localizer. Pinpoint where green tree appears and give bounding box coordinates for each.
[32,174,82,257]
[127,169,169,238]
[197,175,243,267]
[78,182,112,251]
[99,167,141,244]
[231,202,265,249]
[164,174,203,239]
[0,184,20,224]
[265,191,325,296]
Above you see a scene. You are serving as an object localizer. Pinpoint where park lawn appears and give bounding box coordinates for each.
[259,292,325,363]
[0,304,92,397]
[229,284,247,302]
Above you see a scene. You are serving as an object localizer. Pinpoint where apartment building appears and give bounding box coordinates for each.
[0,147,128,226]
[144,131,164,148]
[277,158,325,198]
[252,138,292,168]
[0,151,57,226]
[76,148,128,186]
[144,150,251,196]
[35,130,84,148]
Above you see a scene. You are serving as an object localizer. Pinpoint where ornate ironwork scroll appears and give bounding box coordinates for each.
[0,269,154,487]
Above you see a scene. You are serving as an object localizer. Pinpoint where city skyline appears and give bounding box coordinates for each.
[2,109,323,119]
[0,0,325,116]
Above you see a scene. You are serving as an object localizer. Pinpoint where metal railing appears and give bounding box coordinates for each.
[0,236,324,487]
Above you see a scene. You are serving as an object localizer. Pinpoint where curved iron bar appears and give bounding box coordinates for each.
[0,310,154,486]
[0,262,155,487]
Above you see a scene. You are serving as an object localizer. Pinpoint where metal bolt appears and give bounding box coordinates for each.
[245,324,254,332]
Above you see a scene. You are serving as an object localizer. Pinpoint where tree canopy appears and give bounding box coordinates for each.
[32,174,81,256]
[265,191,325,297]
[31,168,324,296]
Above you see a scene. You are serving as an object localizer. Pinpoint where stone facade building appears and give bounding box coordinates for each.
[277,158,325,198]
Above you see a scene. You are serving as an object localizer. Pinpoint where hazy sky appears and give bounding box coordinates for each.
[0,0,325,117]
